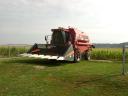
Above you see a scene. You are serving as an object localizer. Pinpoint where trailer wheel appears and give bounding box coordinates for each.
[74,51,81,63]
[84,52,91,60]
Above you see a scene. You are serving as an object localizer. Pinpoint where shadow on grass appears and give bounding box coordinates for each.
[6,58,74,67]
[74,74,122,88]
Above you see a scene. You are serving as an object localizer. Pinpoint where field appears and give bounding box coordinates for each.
[0,46,29,57]
[91,48,127,60]
[0,46,128,60]
[0,47,128,96]
[0,58,128,96]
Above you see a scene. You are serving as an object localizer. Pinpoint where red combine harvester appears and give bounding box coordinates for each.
[21,27,94,62]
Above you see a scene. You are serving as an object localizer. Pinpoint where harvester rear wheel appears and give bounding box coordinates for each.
[84,52,91,60]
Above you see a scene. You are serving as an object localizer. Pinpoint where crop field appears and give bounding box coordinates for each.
[0,46,128,61]
[91,48,128,60]
[0,46,29,57]
[0,58,128,96]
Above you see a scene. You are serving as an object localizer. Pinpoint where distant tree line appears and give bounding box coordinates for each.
[93,43,123,48]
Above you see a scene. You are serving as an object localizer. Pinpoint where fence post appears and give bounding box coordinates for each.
[24,46,26,53]
[17,46,19,57]
[8,46,10,57]
[122,45,125,75]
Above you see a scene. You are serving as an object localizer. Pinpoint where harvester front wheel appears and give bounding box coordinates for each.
[74,51,81,63]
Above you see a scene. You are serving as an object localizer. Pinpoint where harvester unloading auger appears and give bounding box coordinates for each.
[21,27,94,62]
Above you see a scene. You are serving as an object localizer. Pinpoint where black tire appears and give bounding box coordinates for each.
[74,51,81,63]
[84,52,91,60]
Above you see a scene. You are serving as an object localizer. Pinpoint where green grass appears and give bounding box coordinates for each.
[0,58,128,96]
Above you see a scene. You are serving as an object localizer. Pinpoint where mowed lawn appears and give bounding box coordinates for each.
[0,58,128,96]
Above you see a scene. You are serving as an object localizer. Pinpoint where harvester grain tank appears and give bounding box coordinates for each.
[21,27,94,62]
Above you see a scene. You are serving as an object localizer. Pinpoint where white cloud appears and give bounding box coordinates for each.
[0,0,128,44]
[20,0,29,5]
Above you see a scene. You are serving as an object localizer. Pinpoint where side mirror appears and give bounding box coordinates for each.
[45,35,51,44]
[92,45,95,48]
[45,36,47,41]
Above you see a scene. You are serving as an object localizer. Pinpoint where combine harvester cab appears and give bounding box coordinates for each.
[21,27,94,62]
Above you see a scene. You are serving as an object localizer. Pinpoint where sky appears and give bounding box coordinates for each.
[0,0,128,44]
